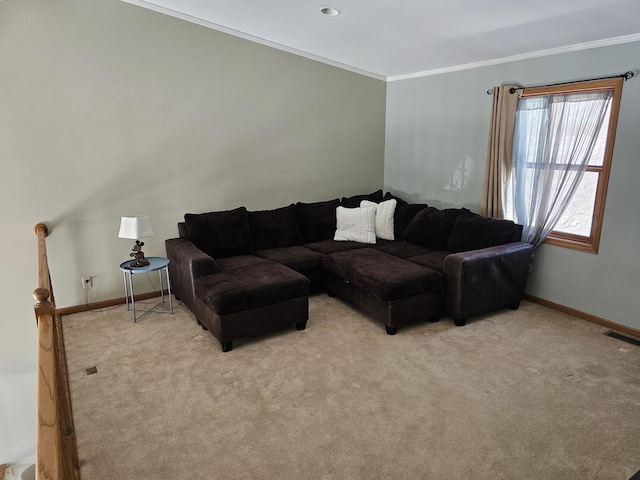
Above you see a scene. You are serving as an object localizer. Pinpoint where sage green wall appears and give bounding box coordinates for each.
[0,0,385,461]
[385,41,640,331]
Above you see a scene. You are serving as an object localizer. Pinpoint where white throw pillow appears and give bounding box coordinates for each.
[361,199,397,241]
[334,206,377,244]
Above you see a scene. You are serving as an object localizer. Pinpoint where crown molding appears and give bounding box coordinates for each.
[386,33,640,82]
[121,0,387,81]
[121,1,640,83]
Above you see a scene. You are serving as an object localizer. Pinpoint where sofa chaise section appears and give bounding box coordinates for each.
[324,248,444,334]
[195,262,310,352]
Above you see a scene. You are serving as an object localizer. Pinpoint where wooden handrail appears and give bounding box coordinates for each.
[33,224,80,480]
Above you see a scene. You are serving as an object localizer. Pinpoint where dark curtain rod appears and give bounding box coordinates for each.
[486,71,637,95]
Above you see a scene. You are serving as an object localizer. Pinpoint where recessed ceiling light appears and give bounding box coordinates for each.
[319,6,340,16]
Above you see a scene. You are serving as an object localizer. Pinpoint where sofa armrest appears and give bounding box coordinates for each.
[165,237,217,314]
[444,241,534,324]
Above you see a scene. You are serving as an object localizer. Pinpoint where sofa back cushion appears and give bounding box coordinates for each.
[177,221,188,238]
[383,191,409,207]
[402,207,460,250]
[393,203,429,239]
[184,207,254,259]
[341,189,383,208]
[248,204,303,251]
[295,198,341,243]
[446,208,518,253]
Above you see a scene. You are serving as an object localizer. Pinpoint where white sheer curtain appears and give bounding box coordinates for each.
[505,90,613,248]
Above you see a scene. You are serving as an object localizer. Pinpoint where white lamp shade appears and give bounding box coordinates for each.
[118,216,154,240]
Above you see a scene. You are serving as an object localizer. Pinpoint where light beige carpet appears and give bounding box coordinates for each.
[62,295,640,480]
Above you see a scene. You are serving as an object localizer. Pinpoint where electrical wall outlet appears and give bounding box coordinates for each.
[82,276,93,289]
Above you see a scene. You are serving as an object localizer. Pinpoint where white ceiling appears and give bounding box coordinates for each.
[123,0,640,81]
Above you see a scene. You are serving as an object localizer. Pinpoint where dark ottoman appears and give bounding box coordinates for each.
[194,262,310,352]
[323,248,444,334]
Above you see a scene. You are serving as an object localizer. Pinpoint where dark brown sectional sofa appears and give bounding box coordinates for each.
[165,190,534,351]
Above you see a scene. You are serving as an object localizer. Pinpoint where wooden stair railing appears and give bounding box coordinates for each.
[33,223,80,480]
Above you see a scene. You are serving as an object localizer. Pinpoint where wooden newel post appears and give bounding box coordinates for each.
[33,287,60,480]
[32,222,80,480]
[33,288,54,325]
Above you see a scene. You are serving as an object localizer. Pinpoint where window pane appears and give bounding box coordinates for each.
[508,77,623,253]
[587,107,611,167]
[545,95,612,168]
[553,171,599,237]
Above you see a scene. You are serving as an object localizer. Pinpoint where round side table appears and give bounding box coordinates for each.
[119,256,173,322]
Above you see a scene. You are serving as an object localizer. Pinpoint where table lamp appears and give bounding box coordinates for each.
[118,215,154,267]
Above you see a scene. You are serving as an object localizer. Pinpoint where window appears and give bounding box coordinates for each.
[508,78,623,253]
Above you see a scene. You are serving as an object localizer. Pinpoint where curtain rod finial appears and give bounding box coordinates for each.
[623,70,638,81]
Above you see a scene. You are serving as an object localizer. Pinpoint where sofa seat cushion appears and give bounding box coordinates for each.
[256,246,324,272]
[304,239,370,255]
[248,204,303,250]
[195,263,310,316]
[373,241,436,259]
[215,255,272,273]
[323,248,443,302]
[407,251,450,274]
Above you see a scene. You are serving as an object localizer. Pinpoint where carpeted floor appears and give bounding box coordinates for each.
[62,295,640,480]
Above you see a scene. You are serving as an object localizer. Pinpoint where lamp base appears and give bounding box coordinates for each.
[129,258,150,268]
